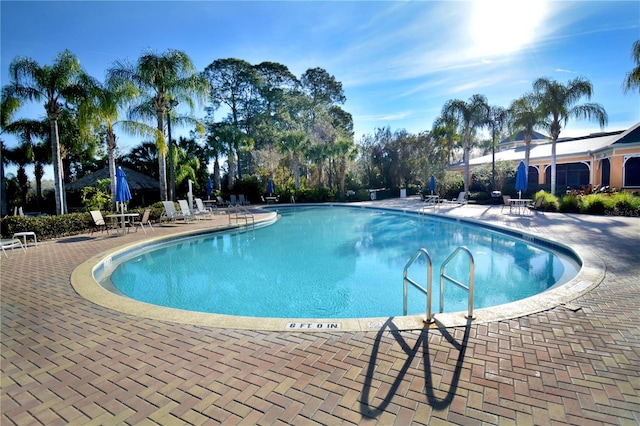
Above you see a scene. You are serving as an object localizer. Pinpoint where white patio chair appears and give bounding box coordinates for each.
[442,192,467,205]
[177,200,196,222]
[194,198,213,219]
[160,201,185,223]
[1,238,26,257]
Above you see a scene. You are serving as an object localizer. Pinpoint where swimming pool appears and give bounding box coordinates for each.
[99,205,580,319]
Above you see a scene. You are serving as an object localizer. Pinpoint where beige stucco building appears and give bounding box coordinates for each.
[452,122,640,193]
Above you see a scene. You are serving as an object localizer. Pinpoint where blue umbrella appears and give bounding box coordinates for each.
[429,175,436,195]
[115,166,132,212]
[267,179,275,196]
[515,161,527,199]
[206,177,213,199]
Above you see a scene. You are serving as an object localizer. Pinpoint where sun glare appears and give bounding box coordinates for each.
[470,0,547,56]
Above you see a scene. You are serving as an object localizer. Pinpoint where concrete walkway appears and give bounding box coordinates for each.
[2,199,639,425]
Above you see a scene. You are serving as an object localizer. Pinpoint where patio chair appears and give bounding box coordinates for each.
[238,194,250,205]
[230,194,238,205]
[1,238,26,257]
[90,210,114,235]
[216,196,229,207]
[177,199,196,222]
[528,197,544,215]
[443,192,467,205]
[134,209,154,233]
[160,201,184,223]
[194,198,213,219]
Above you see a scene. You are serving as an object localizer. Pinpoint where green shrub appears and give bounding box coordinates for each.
[81,178,112,211]
[1,202,168,240]
[296,188,334,203]
[471,191,490,203]
[535,190,559,212]
[579,193,608,215]
[560,194,580,213]
[147,201,167,222]
[1,213,92,240]
[612,191,640,211]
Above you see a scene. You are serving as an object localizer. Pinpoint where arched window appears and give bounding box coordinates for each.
[600,158,610,187]
[545,163,589,189]
[624,156,640,188]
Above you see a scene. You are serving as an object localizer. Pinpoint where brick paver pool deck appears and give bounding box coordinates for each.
[2,198,639,425]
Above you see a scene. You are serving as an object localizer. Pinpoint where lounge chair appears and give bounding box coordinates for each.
[230,194,238,205]
[443,192,467,205]
[90,210,114,235]
[177,199,196,222]
[194,198,213,219]
[134,209,154,233]
[238,194,250,205]
[1,238,26,257]
[501,195,511,213]
[160,201,184,223]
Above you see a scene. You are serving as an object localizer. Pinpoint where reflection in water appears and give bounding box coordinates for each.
[108,207,578,318]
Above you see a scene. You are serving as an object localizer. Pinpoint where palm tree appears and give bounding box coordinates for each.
[206,121,232,191]
[107,49,208,201]
[1,88,22,216]
[533,77,608,194]
[508,94,546,181]
[6,50,90,214]
[79,78,159,209]
[623,40,640,94]
[277,131,309,191]
[306,142,330,188]
[32,140,50,210]
[121,141,158,179]
[172,142,200,197]
[3,143,31,207]
[431,116,460,166]
[2,118,47,208]
[487,105,506,189]
[440,94,490,194]
[332,138,358,198]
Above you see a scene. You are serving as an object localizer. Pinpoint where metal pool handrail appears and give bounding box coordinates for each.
[228,205,255,228]
[439,246,475,319]
[403,248,434,323]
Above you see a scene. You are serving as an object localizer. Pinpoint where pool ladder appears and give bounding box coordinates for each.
[403,246,475,323]
[228,205,255,229]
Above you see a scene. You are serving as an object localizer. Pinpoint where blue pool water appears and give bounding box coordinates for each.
[106,206,579,319]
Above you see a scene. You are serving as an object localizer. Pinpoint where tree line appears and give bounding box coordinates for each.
[1,40,638,215]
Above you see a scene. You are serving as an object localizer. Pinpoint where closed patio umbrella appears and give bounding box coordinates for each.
[429,175,436,195]
[114,166,132,232]
[206,177,213,200]
[115,166,132,213]
[515,161,527,199]
[267,179,275,196]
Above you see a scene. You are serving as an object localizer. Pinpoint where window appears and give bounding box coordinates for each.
[624,156,640,187]
[545,163,589,189]
[527,166,538,187]
[600,158,610,187]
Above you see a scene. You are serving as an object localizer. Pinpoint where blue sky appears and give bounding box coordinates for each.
[2,0,639,177]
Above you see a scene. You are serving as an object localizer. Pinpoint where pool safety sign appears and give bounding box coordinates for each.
[286,322,341,330]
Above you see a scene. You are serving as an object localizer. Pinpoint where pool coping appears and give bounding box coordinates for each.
[70,204,606,332]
